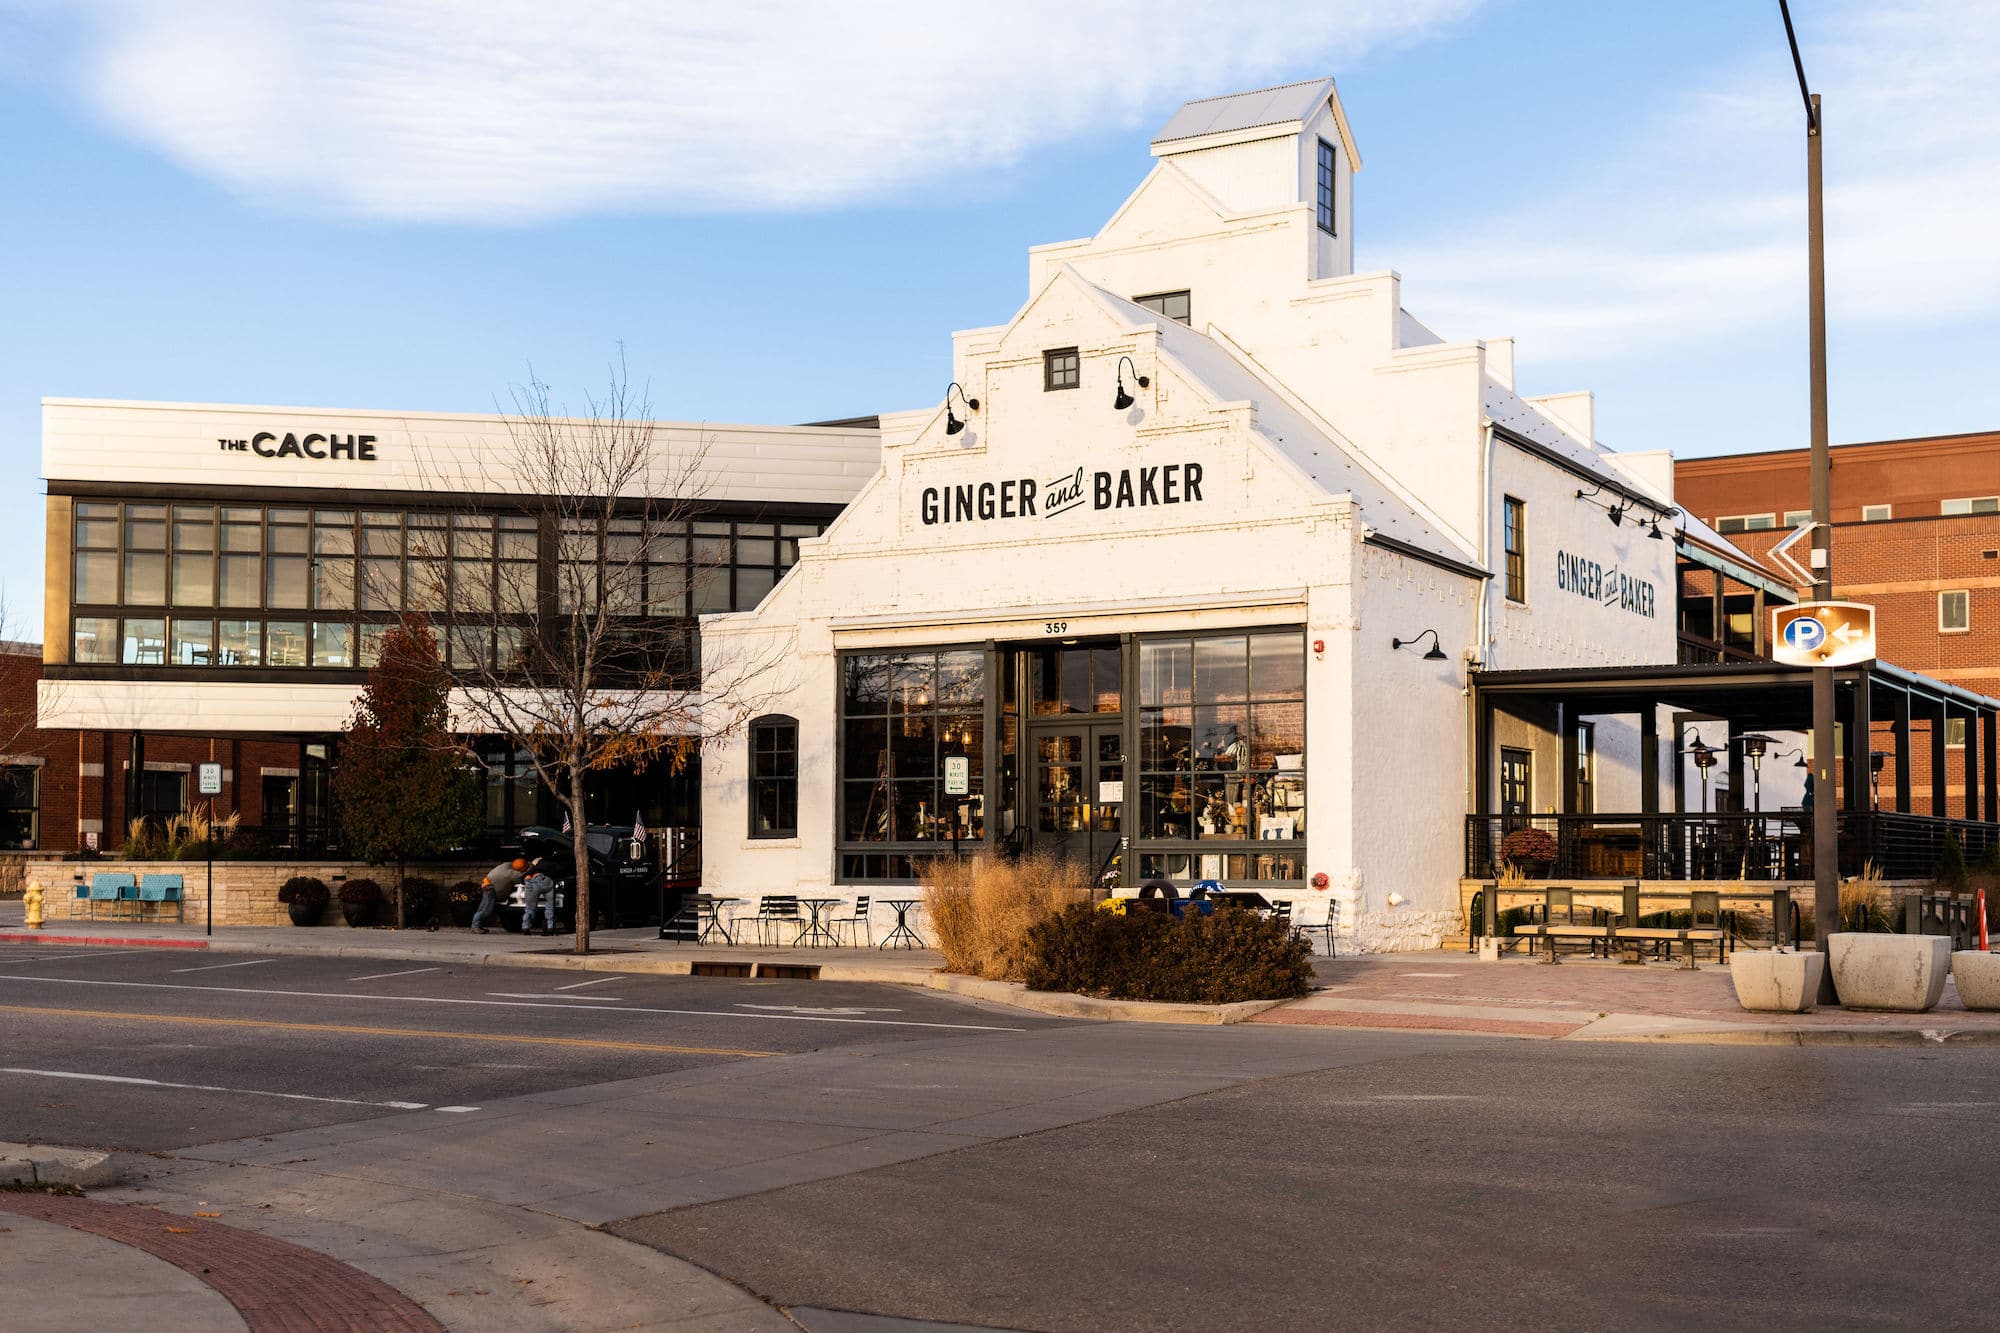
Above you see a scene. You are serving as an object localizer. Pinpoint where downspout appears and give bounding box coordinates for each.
[1465,422,1498,819]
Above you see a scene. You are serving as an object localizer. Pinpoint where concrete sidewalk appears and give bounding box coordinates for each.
[0,898,947,981]
[1259,948,2000,1044]
[12,900,2000,1043]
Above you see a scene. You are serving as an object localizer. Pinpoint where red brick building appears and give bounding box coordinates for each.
[1,643,298,855]
[1676,430,2000,813]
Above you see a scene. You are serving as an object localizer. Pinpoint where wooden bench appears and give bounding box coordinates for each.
[1510,887,1611,961]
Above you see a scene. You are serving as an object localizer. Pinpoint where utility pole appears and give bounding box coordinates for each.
[1781,1,1839,1000]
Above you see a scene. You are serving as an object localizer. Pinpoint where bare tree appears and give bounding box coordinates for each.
[418,360,784,953]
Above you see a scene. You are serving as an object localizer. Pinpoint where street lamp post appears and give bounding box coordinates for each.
[1780,1,1839,1000]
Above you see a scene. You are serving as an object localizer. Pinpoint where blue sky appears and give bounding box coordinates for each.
[2,0,1995,632]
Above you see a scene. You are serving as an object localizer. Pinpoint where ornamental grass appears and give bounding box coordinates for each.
[922,851,1090,981]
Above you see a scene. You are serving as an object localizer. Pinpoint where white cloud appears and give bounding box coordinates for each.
[13,0,1481,221]
[1392,0,2000,362]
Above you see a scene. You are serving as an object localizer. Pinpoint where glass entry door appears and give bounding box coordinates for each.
[1036,722,1124,883]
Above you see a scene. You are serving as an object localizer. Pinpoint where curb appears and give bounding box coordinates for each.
[0,932,208,950]
[0,1141,128,1190]
[922,973,1284,1025]
[1569,1023,2000,1047]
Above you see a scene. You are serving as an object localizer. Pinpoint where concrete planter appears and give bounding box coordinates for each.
[1728,949,1825,1013]
[1827,933,1952,1012]
[1951,951,2000,1011]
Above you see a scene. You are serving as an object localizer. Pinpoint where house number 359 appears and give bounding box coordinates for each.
[1044,621,1068,635]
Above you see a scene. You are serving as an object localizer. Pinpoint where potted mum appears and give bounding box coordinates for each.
[339,877,384,928]
[1499,827,1558,877]
[277,876,329,927]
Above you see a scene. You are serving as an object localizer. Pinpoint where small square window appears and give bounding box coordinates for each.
[1716,514,1776,534]
[1942,497,2000,516]
[1044,348,1080,391]
[1135,291,1191,325]
[1947,717,1968,749]
[1782,510,1813,527]
[1861,504,1892,522]
[1940,589,1970,633]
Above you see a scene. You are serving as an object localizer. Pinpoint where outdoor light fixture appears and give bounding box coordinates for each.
[1391,628,1449,661]
[1691,739,1717,770]
[943,382,979,436]
[1647,517,1665,540]
[1112,355,1149,411]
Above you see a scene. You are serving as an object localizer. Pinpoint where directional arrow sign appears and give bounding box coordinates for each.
[1771,601,1876,668]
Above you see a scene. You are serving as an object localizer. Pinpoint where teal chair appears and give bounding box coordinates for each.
[88,872,135,921]
[139,873,184,923]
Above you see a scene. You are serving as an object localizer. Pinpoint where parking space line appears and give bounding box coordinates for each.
[1,1065,431,1110]
[488,991,627,1001]
[0,1004,781,1058]
[170,958,275,974]
[349,967,441,982]
[0,950,152,964]
[0,974,1028,1031]
[554,975,625,990]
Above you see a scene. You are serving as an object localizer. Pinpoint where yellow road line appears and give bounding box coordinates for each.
[0,1003,778,1059]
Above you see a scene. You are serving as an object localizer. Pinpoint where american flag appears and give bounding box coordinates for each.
[633,810,647,842]
[561,810,572,835]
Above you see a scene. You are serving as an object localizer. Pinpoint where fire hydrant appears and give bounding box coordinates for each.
[23,878,43,930]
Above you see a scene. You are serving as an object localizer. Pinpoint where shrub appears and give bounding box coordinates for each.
[1838,860,1892,933]
[1499,827,1556,868]
[1935,832,1970,892]
[400,876,444,925]
[448,879,483,905]
[277,876,329,909]
[339,878,384,906]
[923,851,1089,980]
[1022,903,1314,1004]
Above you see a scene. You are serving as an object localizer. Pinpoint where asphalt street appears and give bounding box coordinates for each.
[0,944,1055,1150]
[10,945,2000,1332]
[620,1039,2000,1332]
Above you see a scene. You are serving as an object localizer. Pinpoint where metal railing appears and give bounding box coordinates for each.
[1466,810,2000,882]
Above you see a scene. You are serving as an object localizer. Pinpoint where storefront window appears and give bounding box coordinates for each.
[62,499,829,673]
[1137,629,1305,881]
[0,764,40,850]
[840,648,986,861]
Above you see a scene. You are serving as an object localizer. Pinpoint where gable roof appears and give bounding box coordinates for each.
[1069,273,1481,578]
[1151,77,1361,168]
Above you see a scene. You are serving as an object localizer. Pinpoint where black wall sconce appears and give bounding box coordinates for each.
[1113,356,1149,410]
[944,382,979,436]
[1391,628,1449,661]
[1577,484,1673,539]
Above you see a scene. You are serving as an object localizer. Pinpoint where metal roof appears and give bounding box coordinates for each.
[1152,78,1335,146]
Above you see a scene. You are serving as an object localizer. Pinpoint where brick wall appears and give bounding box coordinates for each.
[1,649,304,854]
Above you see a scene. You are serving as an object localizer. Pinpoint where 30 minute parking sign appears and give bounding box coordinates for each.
[197,762,223,796]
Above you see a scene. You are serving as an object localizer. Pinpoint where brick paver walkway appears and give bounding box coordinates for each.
[0,1193,444,1331]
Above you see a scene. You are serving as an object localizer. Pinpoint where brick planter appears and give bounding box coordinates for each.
[27,860,487,928]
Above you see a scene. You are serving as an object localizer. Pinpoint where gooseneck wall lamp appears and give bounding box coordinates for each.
[943,382,979,436]
[1391,628,1449,662]
[1112,356,1150,411]
[1575,485,1676,538]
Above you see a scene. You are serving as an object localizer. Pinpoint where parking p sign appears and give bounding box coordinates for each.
[197,762,223,796]
[1771,601,1876,668]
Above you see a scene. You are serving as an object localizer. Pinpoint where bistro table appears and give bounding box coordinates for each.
[879,898,926,949]
[795,896,843,948]
[684,894,737,945]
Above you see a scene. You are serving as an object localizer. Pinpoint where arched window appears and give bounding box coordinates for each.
[749,715,799,838]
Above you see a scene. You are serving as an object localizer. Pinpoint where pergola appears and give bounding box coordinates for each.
[1468,659,2000,881]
